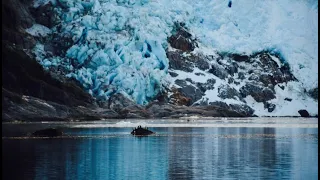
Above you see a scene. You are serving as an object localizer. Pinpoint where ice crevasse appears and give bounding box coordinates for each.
[32,0,318,105]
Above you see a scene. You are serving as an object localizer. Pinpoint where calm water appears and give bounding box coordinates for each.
[2,118,318,180]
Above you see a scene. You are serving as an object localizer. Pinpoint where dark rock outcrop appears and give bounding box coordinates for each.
[208,101,255,117]
[203,79,216,90]
[2,0,36,50]
[239,83,276,102]
[230,54,249,62]
[31,128,63,137]
[167,51,194,72]
[218,84,240,100]
[237,72,245,80]
[147,102,252,118]
[225,62,238,76]
[264,102,276,113]
[167,51,210,72]
[284,98,292,102]
[168,22,198,52]
[46,32,74,56]
[2,45,95,107]
[2,0,34,30]
[108,93,151,118]
[191,54,211,71]
[298,109,310,117]
[228,104,255,116]
[29,2,59,28]
[220,52,296,91]
[228,1,232,8]
[250,53,296,86]
[169,71,179,77]
[308,88,318,101]
[172,79,206,105]
[174,79,187,87]
[2,88,120,121]
[194,79,216,93]
[208,64,229,80]
[168,88,191,106]
[177,85,204,105]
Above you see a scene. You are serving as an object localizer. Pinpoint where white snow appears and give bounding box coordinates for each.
[187,0,318,90]
[270,55,283,68]
[25,24,52,37]
[269,82,318,116]
[244,81,318,116]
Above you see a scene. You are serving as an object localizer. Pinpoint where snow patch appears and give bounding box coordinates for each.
[25,24,52,37]
[245,81,318,116]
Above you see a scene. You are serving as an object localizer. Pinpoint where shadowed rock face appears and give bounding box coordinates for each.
[168,88,192,106]
[131,127,154,136]
[218,84,241,100]
[264,102,276,113]
[298,110,310,117]
[239,83,276,102]
[108,93,151,118]
[31,128,63,137]
[2,45,95,107]
[146,102,248,118]
[168,22,198,52]
[167,51,210,72]
[29,2,58,28]
[173,82,204,105]
[208,101,255,117]
[2,0,36,50]
[308,88,318,101]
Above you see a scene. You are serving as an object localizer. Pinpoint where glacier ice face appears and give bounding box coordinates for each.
[33,0,318,106]
[42,0,181,105]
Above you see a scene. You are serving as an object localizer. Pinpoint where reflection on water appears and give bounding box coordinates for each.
[2,124,318,180]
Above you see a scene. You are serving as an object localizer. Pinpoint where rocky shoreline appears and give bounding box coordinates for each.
[3,87,315,121]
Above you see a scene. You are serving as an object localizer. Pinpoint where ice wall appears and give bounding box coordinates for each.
[50,0,181,104]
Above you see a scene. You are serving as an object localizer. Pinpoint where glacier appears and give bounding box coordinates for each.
[31,0,318,115]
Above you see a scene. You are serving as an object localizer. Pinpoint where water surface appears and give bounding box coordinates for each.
[2,118,318,180]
